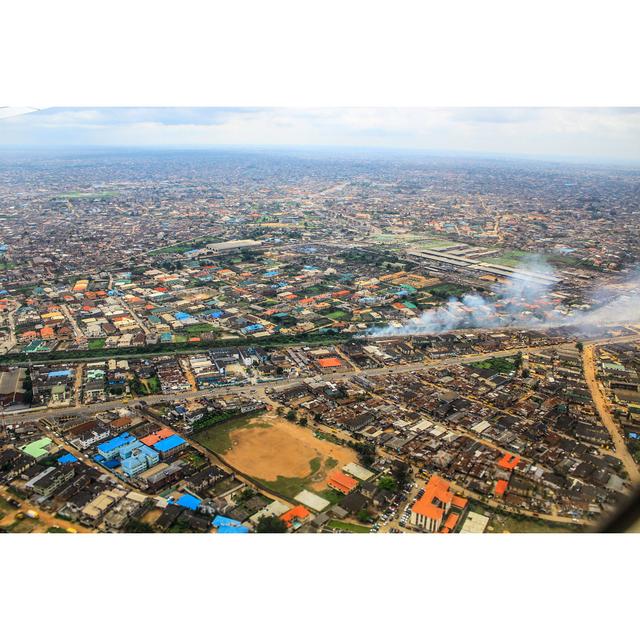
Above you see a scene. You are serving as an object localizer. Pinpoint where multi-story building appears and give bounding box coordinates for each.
[410,475,468,533]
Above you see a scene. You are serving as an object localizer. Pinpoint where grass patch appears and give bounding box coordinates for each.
[470,356,517,374]
[7,519,36,533]
[489,250,532,267]
[324,457,338,470]
[183,323,215,335]
[317,488,344,505]
[193,414,269,454]
[309,456,322,474]
[88,338,106,349]
[469,501,581,533]
[257,475,311,498]
[0,496,17,513]
[427,283,472,300]
[47,526,69,533]
[326,520,370,533]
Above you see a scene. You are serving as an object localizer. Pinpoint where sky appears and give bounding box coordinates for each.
[1,107,639,163]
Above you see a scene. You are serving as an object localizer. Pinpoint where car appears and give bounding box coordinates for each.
[7,498,21,508]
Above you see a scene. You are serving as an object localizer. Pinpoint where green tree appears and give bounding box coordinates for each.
[355,442,376,467]
[377,476,397,492]
[123,519,154,533]
[392,461,410,487]
[256,515,287,533]
[357,509,373,523]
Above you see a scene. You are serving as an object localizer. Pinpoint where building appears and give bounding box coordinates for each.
[151,433,187,458]
[96,433,137,461]
[26,465,75,498]
[327,470,359,495]
[280,505,311,530]
[0,368,27,406]
[410,475,468,533]
[67,420,111,450]
[459,511,490,534]
[20,437,54,461]
[118,442,160,477]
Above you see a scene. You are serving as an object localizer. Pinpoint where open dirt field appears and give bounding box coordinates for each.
[203,414,357,493]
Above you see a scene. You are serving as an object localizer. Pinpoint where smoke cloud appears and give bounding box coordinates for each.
[369,258,640,338]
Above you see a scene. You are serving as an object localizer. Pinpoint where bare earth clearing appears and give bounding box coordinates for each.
[224,415,357,490]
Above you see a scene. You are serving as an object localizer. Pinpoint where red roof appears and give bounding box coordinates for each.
[495,479,509,496]
[280,505,310,528]
[318,357,342,368]
[412,475,453,522]
[328,471,358,494]
[497,453,521,470]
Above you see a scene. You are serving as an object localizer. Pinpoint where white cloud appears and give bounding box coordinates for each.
[1,107,639,162]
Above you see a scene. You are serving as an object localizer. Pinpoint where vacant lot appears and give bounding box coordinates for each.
[194,413,357,498]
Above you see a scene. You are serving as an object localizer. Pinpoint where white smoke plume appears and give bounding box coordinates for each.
[368,258,640,338]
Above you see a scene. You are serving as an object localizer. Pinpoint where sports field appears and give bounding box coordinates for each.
[194,413,357,498]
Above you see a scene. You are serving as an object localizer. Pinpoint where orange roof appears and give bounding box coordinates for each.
[318,357,342,368]
[140,434,161,446]
[497,453,521,470]
[495,479,509,496]
[451,495,468,510]
[280,505,310,527]
[413,500,444,522]
[412,475,453,522]
[156,428,175,440]
[40,326,55,338]
[444,512,459,530]
[328,471,358,494]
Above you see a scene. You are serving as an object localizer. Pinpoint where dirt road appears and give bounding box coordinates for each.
[582,345,640,483]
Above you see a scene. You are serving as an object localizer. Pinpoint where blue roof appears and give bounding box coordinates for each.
[153,434,186,453]
[97,432,135,454]
[176,494,201,511]
[212,515,242,528]
[58,453,77,464]
[241,323,264,334]
[218,525,249,534]
[48,369,72,378]
[175,312,191,320]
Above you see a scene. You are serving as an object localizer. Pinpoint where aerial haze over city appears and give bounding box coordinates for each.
[1,107,639,534]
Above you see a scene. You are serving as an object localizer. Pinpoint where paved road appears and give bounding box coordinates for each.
[582,344,640,483]
[5,334,637,426]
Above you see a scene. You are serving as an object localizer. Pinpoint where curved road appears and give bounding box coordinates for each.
[583,345,640,483]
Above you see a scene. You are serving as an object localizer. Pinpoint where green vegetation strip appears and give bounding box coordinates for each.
[326,520,370,533]
[0,331,353,365]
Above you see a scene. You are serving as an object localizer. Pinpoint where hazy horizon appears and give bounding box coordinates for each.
[1,107,639,165]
